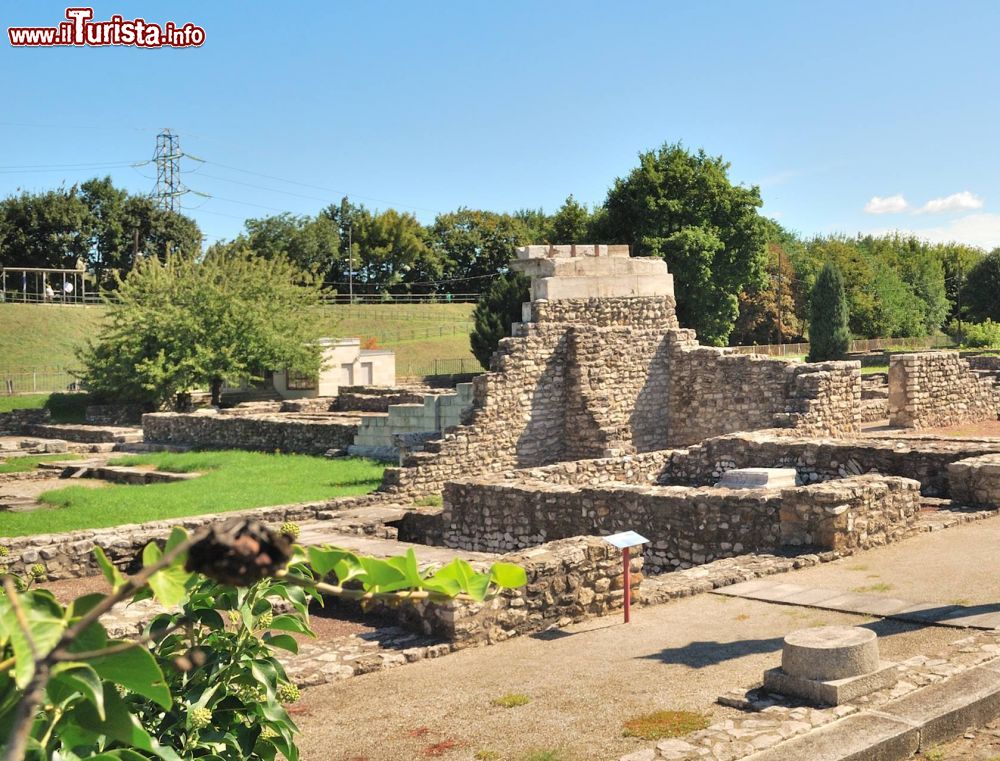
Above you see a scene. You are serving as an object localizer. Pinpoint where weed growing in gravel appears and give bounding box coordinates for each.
[492,693,531,708]
[622,710,710,741]
[474,752,501,761]
[522,751,565,761]
[851,582,893,593]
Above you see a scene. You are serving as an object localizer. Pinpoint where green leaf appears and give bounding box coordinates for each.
[88,642,171,709]
[51,662,105,720]
[0,591,67,687]
[268,614,311,635]
[93,546,125,590]
[424,559,490,601]
[262,633,298,654]
[74,686,181,761]
[147,564,191,608]
[488,562,527,589]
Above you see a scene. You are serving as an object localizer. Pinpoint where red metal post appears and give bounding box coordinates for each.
[623,546,631,623]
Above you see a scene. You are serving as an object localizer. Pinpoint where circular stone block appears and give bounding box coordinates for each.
[781,626,880,681]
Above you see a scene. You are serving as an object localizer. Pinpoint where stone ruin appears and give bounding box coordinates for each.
[371,243,1000,576]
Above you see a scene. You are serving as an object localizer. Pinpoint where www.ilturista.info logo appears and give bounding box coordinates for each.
[8,7,205,48]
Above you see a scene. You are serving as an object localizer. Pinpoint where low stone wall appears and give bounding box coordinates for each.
[440,473,920,573]
[0,494,389,580]
[279,397,336,414]
[85,403,145,426]
[334,386,427,412]
[888,352,997,429]
[23,423,140,444]
[142,411,360,455]
[0,407,50,433]
[948,454,1000,506]
[393,536,642,645]
[778,475,921,551]
[966,355,1000,372]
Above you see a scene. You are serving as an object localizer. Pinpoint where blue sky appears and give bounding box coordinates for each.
[3,1,1000,249]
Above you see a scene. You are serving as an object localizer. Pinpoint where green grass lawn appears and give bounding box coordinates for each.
[0,302,481,379]
[0,394,49,414]
[0,454,82,474]
[0,450,385,537]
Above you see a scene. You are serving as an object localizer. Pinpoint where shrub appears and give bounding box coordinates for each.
[808,262,851,362]
[960,319,1000,348]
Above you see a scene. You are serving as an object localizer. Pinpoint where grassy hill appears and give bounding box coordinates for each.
[0,302,481,381]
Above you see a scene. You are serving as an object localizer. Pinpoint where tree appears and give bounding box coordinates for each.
[430,209,530,293]
[807,262,851,362]
[962,249,1000,323]
[731,223,804,345]
[0,178,202,281]
[0,185,92,269]
[469,272,530,368]
[546,195,592,243]
[597,142,767,345]
[79,249,326,407]
[243,212,341,280]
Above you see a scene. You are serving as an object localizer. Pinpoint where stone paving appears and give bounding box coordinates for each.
[623,630,1000,760]
[715,579,1000,631]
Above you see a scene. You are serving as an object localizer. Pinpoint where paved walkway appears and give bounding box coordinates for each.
[714,579,1000,630]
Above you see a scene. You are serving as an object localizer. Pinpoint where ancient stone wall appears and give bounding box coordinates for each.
[85,403,145,426]
[666,334,860,446]
[143,411,359,455]
[0,407,50,433]
[948,454,1000,506]
[333,386,427,412]
[888,352,997,429]
[529,296,678,329]
[393,536,642,645]
[660,431,1000,497]
[778,475,921,551]
[441,473,920,573]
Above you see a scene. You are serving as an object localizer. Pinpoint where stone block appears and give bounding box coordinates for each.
[718,467,797,489]
[762,663,897,705]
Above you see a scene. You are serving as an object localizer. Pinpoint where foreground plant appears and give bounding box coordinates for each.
[0,518,526,760]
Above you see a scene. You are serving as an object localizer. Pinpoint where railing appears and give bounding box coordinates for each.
[730,335,956,357]
[1,368,82,395]
[1,291,480,306]
[398,357,485,377]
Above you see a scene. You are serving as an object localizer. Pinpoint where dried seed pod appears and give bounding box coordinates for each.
[185,519,291,586]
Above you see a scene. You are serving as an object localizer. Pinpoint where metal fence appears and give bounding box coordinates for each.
[1,368,81,395]
[398,357,484,377]
[730,335,956,357]
[0,290,479,306]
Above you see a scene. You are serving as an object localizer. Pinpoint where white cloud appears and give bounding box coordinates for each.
[864,194,909,214]
[916,190,984,214]
[871,213,1000,250]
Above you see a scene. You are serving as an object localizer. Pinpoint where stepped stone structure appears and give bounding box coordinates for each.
[383,244,861,496]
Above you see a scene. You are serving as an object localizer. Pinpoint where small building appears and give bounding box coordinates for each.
[271,338,396,399]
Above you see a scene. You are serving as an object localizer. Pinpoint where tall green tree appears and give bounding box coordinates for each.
[469,272,530,368]
[547,195,592,243]
[0,185,92,269]
[597,142,767,345]
[79,249,325,406]
[962,249,1000,322]
[807,262,851,361]
[430,209,530,293]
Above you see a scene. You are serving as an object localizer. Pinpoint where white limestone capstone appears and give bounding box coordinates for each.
[781,626,880,681]
[717,467,798,490]
[510,243,674,304]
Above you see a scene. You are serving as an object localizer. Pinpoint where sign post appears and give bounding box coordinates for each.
[602,531,649,624]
